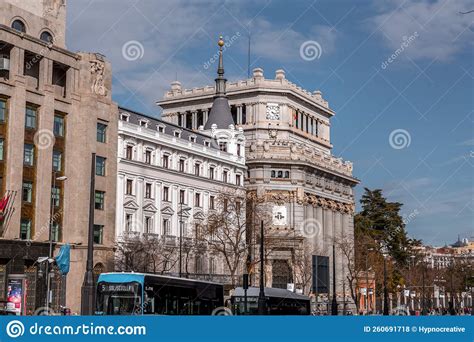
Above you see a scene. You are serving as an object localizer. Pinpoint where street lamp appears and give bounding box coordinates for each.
[45,172,67,315]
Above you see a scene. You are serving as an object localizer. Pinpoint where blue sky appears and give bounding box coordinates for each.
[66,0,473,246]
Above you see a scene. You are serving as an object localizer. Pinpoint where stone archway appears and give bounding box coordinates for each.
[271,259,292,289]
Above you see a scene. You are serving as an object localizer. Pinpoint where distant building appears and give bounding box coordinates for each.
[0,0,117,314]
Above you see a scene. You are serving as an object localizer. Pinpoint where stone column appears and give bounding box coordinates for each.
[237,105,242,125]
[191,111,197,130]
[315,206,324,254]
[203,110,208,127]
[334,210,343,295]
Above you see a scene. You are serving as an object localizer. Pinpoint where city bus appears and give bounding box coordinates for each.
[95,273,224,315]
[230,287,311,315]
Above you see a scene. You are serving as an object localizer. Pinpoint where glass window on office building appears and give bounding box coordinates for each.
[96,156,106,176]
[97,123,107,143]
[0,99,6,122]
[25,106,37,129]
[52,150,62,172]
[22,181,33,203]
[95,191,105,210]
[20,219,31,240]
[53,115,65,137]
[24,144,34,166]
[51,186,60,207]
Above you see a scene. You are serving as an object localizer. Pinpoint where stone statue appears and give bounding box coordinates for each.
[90,60,107,96]
[44,0,65,18]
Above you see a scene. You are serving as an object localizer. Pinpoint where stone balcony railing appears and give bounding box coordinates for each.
[163,68,330,110]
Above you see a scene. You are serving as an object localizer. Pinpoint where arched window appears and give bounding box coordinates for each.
[12,19,26,33]
[40,31,53,43]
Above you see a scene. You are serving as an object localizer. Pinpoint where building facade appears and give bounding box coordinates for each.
[158,67,359,303]
[0,0,117,314]
[116,106,246,282]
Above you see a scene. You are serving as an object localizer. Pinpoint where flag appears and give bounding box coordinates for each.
[55,244,70,275]
[0,193,11,222]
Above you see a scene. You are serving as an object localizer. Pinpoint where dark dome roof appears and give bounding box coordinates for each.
[204,96,233,129]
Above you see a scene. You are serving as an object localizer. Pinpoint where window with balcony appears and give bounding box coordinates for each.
[125,214,132,232]
[145,217,152,234]
[236,174,241,186]
[126,179,133,195]
[25,106,37,129]
[222,170,228,183]
[162,218,171,236]
[20,219,31,240]
[54,115,64,137]
[93,225,104,244]
[97,123,107,143]
[179,159,185,172]
[22,181,33,203]
[95,191,105,210]
[52,150,62,172]
[194,163,200,176]
[23,144,34,166]
[96,156,106,176]
[209,167,215,180]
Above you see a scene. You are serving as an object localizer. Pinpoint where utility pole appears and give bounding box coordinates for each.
[257,220,266,315]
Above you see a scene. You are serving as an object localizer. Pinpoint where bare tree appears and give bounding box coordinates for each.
[115,235,179,274]
[293,240,316,294]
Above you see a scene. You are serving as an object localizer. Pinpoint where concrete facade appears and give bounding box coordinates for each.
[116,107,246,283]
[158,68,359,305]
[0,0,117,314]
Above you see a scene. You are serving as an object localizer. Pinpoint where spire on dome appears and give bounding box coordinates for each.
[204,35,234,130]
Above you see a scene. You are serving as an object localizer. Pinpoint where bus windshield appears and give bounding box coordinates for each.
[96,282,142,315]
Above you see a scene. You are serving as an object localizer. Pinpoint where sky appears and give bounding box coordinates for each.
[65,0,474,246]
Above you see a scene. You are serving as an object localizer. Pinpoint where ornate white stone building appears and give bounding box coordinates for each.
[158,66,359,302]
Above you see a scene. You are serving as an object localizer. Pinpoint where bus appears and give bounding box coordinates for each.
[95,273,224,315]
[230,287,310,315]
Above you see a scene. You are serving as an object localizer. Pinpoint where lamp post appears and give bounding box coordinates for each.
[257,220,266,315]
[45,172,67,315]
[81,153,96,315]
[331,244,338,315]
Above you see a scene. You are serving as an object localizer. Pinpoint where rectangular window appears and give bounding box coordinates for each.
[22,181,33,203]
[145,183,152,199]
[223,198,228,211]
[145,217,152,234]
[0,99,6,122]
[219,142,227,152]
[126,146,133,159]
[236,174,241,186]
[179,159,185,172]
[97,123,107,143]
[96,156,106,176]
[25,106,37,129]
[93,225,104,244]
[95,191,105,210]
[125,214,132,232]
[145,150,152,164]
[0,138,4,161]
[24,144,34,166]
[163,218,170,235]
[194,163,200,176]
[223,170,228,183]
[179,189,185,204]
[51,186,60,207]
[237,144,241,157]
[209,196,215,210]
[52,150,62,172]
[53,115,65,137]
[209,167,215,180]
[163,186,169,201]
[20,219,31,240]
[195,193,201,207]
[52,222,60,242]
[162,155,169,168]
[126,179,133,195]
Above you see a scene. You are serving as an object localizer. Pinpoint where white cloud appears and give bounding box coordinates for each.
[370,0,473,62]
